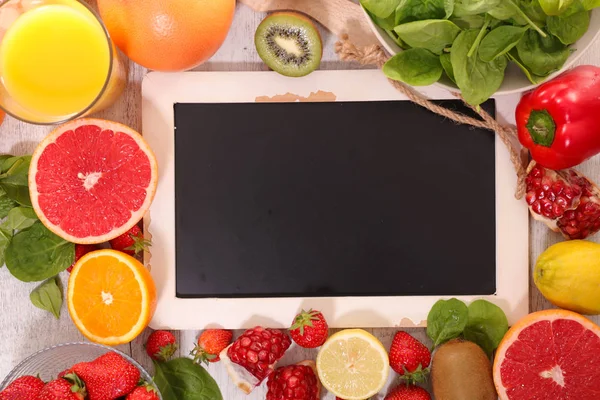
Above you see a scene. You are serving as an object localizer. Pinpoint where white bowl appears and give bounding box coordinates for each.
[363,7,600,95]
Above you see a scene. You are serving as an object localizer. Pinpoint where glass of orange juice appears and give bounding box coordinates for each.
[0,0,128,124]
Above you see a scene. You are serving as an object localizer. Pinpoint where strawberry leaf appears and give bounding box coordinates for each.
[124,233,152,255]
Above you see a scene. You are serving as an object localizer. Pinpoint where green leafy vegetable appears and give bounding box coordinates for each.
[154,358,223,400]
[440,52,456,83]
[360,0,400,18]
[394,19,461,54]
[463,300,509,356]
[547,2,590,45]
[539,0,576,15]
[444,0,455,18]
[0,155,32,206]
[450,14,486,28]
[453,0,501,17]
[581,0,600,9]
[479,25,529,61]
[508,50,549,84]
[452,29,508,105]
[30,276,63,319]
[0,228,11,267]
[5,222,75,282]
[0,189,17,219]
[396,0,446,24]
[3,207,38,233]
[383,48,444,86]
[427,298,469,347]
[516,29,571,76]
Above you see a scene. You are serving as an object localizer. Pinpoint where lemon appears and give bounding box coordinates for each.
[535,240,600,315]
[316,329,389,400]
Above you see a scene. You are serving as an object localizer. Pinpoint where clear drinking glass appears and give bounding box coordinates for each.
[0,0,128,124]
[0,342,160,398]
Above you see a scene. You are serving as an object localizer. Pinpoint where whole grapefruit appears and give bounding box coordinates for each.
[97,0,235,71]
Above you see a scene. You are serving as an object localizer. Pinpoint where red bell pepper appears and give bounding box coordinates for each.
[516,65,600,171]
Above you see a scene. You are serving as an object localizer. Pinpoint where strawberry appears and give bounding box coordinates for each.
[36,377,86,400]
[191,329,233,364]
[266,361,320,400]
[108,225,151,256]
[0,375,45,400]
[67,244,97,273]
[221,326,292,394]
[289,309,329,348]
[389,332,431,383]
[384,385,431,400]
[146,330,178,361]
[125,383,160,400]
[71,352,140,400]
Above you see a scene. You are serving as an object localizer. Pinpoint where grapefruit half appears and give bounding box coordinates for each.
[29,118,157,244]
[493,309,600,400]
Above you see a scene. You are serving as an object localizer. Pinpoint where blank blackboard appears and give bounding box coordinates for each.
[174,100,496,298]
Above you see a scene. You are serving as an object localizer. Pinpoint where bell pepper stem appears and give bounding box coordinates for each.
[526,109,556,147]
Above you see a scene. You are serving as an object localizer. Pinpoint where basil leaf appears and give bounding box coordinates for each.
[30,276,62,319]
[463,299,509,356]
[154,358,223,400]
[394,19,461,55]
[360,0,400,18]
[383,48,444,86]
[3,207,38,233]
[479,25,529,62]
[0,228,12,267]
[5,222,75,282]
[427,298,469,347]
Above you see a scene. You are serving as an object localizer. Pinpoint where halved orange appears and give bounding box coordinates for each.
[67,249,157,345]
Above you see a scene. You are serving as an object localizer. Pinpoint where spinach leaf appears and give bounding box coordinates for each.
[0,190,17,219]
[450,14,486,28]
[0,228,11,267]
[539,0,576,15]
[30,276,62,319]
[394,19,461,54]
[2,207,38,233]
[453,0,502,17]
[154,358,223,400]
[440,53,456,83]
[463,300,509,356]
[504,0,548,37]
[365,6,397,30]
[360,0,400,18]
[5,222,75,282]
[520,0,551,24]
[508,50,549,84]
[516,29,570,76]
[383,48,444,86]
[444,0,455,18]
[488,3,516,20]
[452,29,508,105]
[396,0,446,25]
[0,155,32,206]
[479,26,529,61]
[427,298,469,347]
[0,183,31,207]
[581,0,600,9]
[385,29,411,48]
[547,2,590,44]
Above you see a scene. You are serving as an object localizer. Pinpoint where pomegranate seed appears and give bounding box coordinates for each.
[526,192,536,205]
[532,201,542,214]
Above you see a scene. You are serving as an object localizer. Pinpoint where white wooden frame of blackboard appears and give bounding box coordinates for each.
[141,70,529,330]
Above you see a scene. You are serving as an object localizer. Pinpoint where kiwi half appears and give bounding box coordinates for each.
[255,12,323,77]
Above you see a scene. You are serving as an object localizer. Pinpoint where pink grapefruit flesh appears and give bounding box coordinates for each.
[29,118,157,244]
[494,310,600,400]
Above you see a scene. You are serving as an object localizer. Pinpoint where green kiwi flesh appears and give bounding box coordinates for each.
[255,12,323,77]
[432,339,497,400]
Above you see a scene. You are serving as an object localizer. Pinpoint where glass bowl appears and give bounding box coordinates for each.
[0,342,161,399]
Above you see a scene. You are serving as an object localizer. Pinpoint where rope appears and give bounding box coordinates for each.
[335,35,527,199]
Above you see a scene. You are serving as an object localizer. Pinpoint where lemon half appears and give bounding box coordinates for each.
[316,329,390,400]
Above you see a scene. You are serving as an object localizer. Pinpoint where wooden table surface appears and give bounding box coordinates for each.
[2,3,600,399]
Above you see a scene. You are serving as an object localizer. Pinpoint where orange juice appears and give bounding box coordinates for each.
[0,0,126,122]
